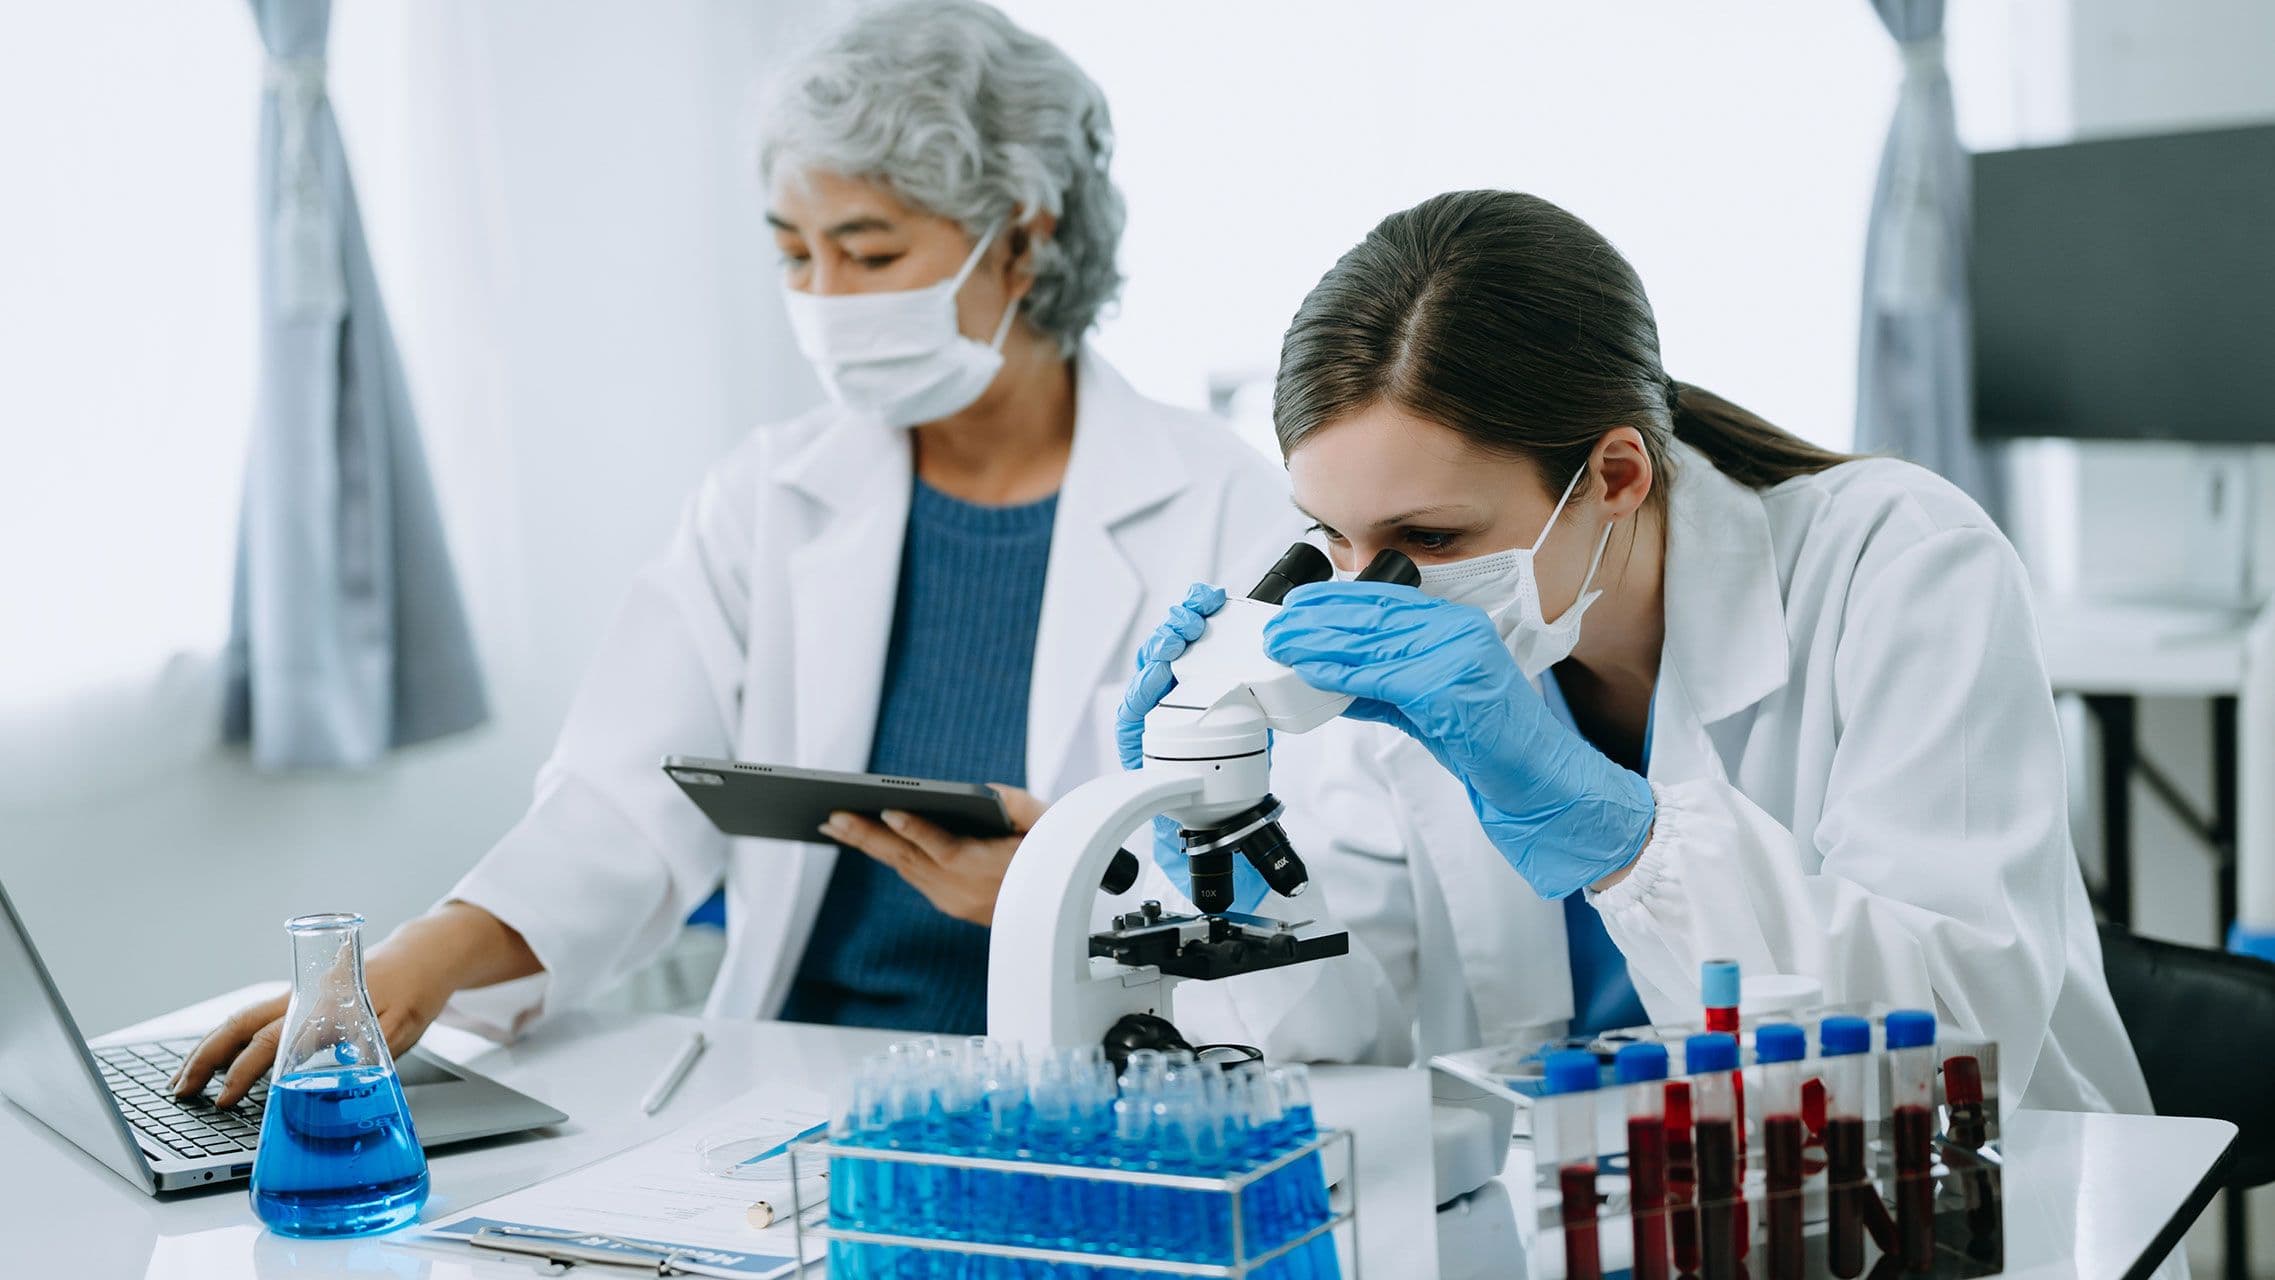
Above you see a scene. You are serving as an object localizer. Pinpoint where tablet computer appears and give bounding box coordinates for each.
[661,755,1014,842]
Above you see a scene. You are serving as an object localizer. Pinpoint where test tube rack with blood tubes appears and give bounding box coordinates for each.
[1439,1006,2004,1280]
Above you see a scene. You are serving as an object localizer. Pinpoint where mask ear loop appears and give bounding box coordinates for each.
[1537,463,1617,625]
[950,216,1022,352]
[985,282,1021,351]
[1570,515,1617,602]
[1530,463,1591,553]
[948,218,1006,292]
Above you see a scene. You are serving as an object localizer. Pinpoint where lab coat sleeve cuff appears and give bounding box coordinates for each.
[1587,783,1683,917]
[435,972,550,1044]
[1584,778,1800,1022]
[439,769,689,1039]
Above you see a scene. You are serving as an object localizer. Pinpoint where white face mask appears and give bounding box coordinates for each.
[1413,465,1616,678]
[782,219,1017,428]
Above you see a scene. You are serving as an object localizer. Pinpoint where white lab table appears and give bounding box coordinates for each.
[4,986,1435,1278]
[2033,594,2271,935]
[2,987,2233,1278]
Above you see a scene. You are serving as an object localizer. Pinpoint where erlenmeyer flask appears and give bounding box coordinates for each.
[248,912,429,1236]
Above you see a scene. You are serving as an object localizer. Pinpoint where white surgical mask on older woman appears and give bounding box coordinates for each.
[782,219,1016,428]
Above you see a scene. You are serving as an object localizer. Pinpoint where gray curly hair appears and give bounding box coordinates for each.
[759,0,1126,354]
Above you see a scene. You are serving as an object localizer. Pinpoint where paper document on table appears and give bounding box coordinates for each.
[416,1087,834,1278]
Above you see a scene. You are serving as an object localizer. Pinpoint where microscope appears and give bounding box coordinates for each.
[986,540,1520,1207]
[986,542,1418,1053]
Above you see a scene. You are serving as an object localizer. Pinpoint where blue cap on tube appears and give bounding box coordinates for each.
[1820,1015,1872,1057]
[1614,1042,1670,1084]
[1701,958,1741,1009]
[1883,1009,1937,1050]
[1754,1022,1806,1064]
[1683,1033,1738,1074]
[1543,1049,1601,1095]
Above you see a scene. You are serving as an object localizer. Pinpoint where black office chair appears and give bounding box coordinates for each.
[2099,924,2275,1279]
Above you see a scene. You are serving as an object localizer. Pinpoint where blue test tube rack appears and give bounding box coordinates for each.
[787,1037,1358,1279]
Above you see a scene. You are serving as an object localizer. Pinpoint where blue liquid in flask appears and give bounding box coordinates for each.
[250,1063,429,1237]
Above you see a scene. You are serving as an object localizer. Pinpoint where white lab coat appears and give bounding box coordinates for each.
[442,349,1324,1039]
[1278,439,2153,1114]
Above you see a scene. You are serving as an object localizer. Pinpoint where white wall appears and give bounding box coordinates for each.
[0,5,256,704]
[0,0,823,1034]
[2054,2,2275,1272]
[995,0,2055,457]
[2056,0,2275,956]
[2062,0,2275,609]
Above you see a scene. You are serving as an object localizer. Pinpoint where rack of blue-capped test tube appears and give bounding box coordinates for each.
[786,1037,1355,1278]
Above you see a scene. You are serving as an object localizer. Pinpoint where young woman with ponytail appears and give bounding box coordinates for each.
[1121,190,2146,1112]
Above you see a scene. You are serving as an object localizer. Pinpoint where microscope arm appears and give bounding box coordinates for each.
[1149,598,1351,746]
[988,766,1207,1053]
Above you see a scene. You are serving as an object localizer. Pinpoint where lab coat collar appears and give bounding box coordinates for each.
[1658,438,1790,728]
[771,400,900,513]
[1024,347,1189,795]
[769,347,1189,798]
[769,345,1186,524]
[1058,346,1190,523]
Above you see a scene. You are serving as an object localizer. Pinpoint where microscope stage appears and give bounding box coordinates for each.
[1088,910,1350,982]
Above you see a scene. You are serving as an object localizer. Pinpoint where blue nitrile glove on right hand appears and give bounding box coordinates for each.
[1262,581,1655,900]
[1114,582,1269,910]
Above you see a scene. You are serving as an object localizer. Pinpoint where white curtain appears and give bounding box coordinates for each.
[1855,0,2004,520]
[344,0,826,709]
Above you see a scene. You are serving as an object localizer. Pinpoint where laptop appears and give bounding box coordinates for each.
[0,877,567,1192]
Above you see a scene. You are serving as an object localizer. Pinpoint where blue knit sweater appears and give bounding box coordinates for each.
[778,479,1058,1033]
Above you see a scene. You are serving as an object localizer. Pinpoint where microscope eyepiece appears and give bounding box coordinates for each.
[1354,548,1421,588]
[1248,542,1334,605]
[1100,848,1141,896]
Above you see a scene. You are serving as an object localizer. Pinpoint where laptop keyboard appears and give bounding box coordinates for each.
[95,1038,267,1161]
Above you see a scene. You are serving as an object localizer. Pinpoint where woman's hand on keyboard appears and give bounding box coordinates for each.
[169,902,535,1107]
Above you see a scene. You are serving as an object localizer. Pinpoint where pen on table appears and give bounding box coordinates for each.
[735,1119,832,1167]
[640,1030,707,1115]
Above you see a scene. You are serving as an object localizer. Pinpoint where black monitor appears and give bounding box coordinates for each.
[1971,122,2275,443]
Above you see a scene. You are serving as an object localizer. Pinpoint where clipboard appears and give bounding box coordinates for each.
[414,1089,833,1278]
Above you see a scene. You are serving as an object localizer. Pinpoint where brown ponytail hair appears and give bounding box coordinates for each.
[1273,189,1852,502]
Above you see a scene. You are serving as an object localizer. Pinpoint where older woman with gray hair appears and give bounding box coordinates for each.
[172,0,1311,1101]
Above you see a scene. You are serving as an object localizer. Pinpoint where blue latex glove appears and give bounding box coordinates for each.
[1262,581,1655,900]
[1115,582,1227,772]
[1114,582,1268,909]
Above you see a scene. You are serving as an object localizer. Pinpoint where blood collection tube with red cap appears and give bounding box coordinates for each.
[1753,1022,1809,1280]
[1884,1009,1940,1271]
[1616,1043,1672,1280]
[1819,1015,1874,1277]
[1701,959,1748,1259]
[1702,959,1741,1035]
[1543,1049,1604,1280]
